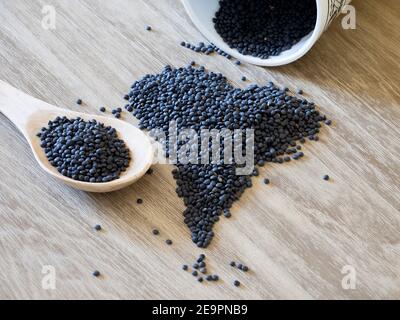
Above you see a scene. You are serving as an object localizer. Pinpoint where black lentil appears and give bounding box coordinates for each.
[180,41,236,61]
[264,178,270,185]
[198,277,204,283]
[182,264,188,271]
[234,280,240,287]
[146,25,152,31]
[223,209,232,219]
[137,198,143,204]
[200,268,207,274]
[323,175,330,181]
[325,119,332,126]
[93,270,101,277]
[214,0,317,59]
[146,168,154,175]
[125,65,328,247]
[99,107,106,113]
[230,261,236,267]
[94,224,102,231]
[152,229,160,235]
[38,117,130,183]
[76,99,82,105]
[166,239,173,245]
[241,76,247,81]
[192,270,198,277]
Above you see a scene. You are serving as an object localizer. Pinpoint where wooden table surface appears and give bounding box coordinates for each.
[0,0,399,300]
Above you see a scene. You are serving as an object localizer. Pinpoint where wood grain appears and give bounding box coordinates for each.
[0,0,399,300]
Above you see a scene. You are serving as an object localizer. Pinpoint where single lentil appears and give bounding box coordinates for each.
[93,270,101,277]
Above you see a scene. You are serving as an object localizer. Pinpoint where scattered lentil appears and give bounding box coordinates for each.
[93,270,101,277]
[166,239,173,245]
[94,224,102,231]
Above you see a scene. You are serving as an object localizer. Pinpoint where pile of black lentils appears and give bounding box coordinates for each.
[38,117,131,183]
[125,65,329,248]
[214,0,317,58]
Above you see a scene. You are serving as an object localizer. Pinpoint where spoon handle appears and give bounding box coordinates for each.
[0,80,42,134]
[0,80,56,135]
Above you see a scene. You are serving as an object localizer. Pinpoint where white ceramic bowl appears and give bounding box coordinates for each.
[181,0,349,66]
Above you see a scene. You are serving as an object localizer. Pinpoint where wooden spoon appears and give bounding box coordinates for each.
[0,80,154,193]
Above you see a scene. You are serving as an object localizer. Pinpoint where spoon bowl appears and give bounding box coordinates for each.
[0,81,154,193]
